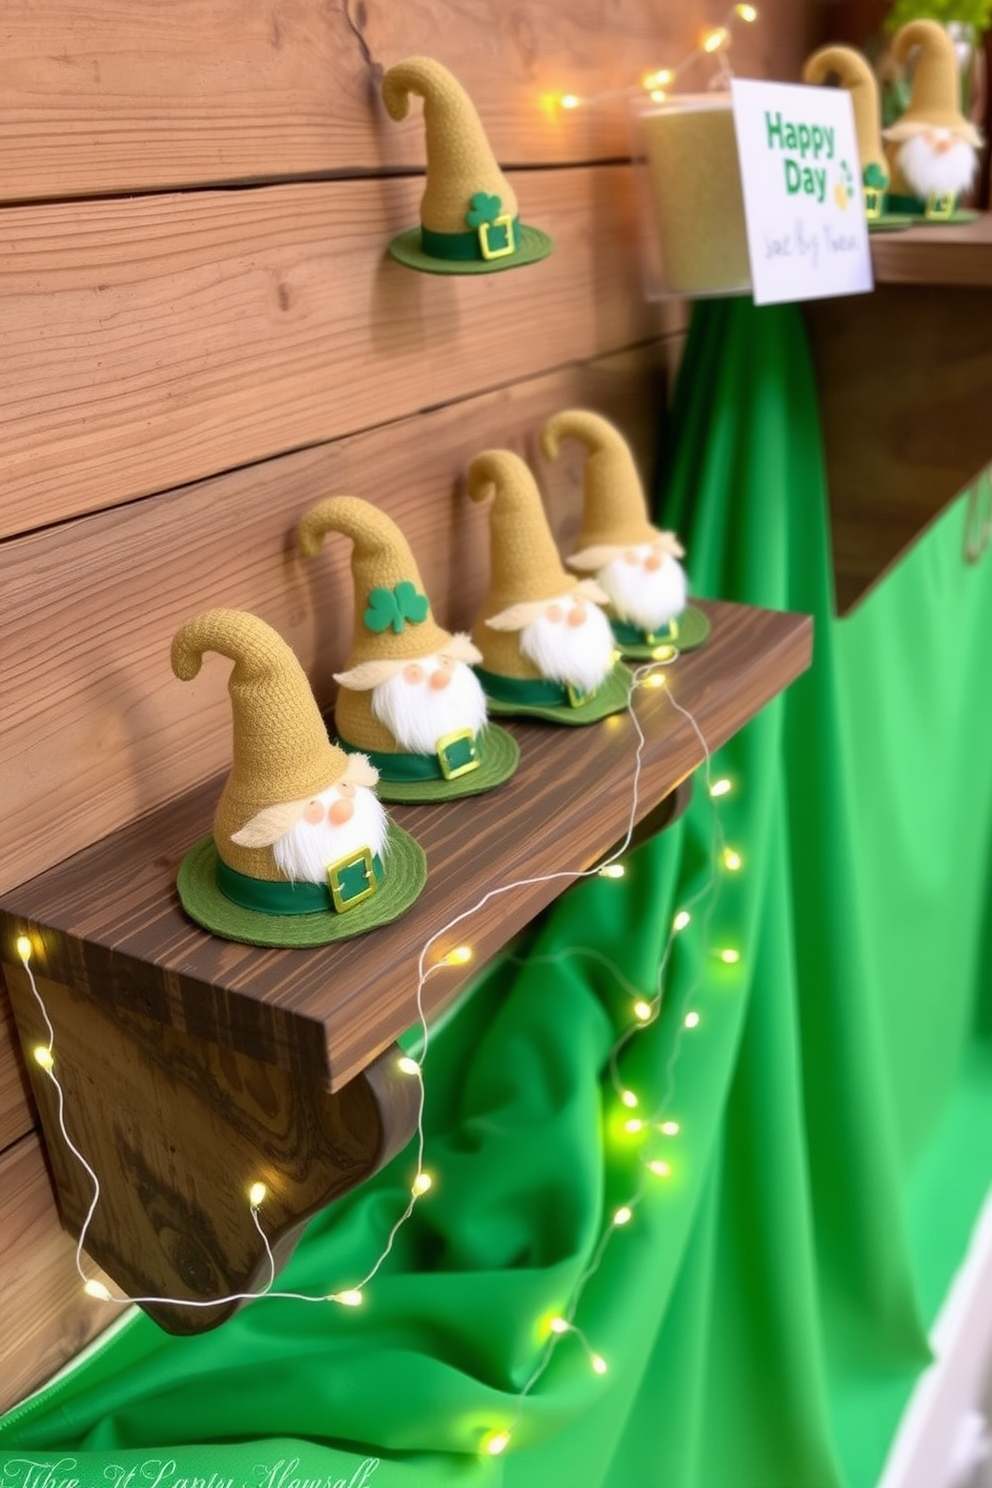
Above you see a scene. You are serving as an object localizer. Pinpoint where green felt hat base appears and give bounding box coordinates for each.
[373,722,520,803]
[483,661,632,726]
[388,224,553,276]
[612,604,712,660]
[866,215,915,232]
[176,823,427,948]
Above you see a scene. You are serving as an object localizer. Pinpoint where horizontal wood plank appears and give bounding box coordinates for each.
[0,0,809,202]
[0,1134,118,1415]
[0,166,677,537]
[0,599,813,1093]
[0,344,677,893]
[870,213,992,288]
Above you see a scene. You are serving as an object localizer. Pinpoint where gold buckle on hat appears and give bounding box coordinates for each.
[566,682,599,709]
[863,187,883,220]
[925,192,954,221]
[326,847,377,913]
[478,215,515,261]
[436,728,481,780]
[646,617,679,645]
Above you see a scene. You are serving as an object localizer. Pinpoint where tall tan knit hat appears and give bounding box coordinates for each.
[171,609,350,881]
[883,20,983,147]
[542,410,682,569]
[802,46,889,189]
[382,57,552,274]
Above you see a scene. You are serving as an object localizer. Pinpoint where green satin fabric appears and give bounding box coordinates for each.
[3,299,990,1488]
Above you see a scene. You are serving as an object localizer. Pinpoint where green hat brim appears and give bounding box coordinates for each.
[387,225,553,275]
[482,661,632,726]
[612,605,711,660]
[867,215,916,232]
[176,823,427,948]
[373,722,520,803]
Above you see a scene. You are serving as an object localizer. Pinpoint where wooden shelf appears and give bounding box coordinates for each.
[0,598,810,1327]
[1,599,810,1092]
[805,213,992,615]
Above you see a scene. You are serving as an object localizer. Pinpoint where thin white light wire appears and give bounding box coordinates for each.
[14,653,680,1313]
[565,5,749,109]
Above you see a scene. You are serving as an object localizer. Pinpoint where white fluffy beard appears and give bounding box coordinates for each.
[896,132,977,200]
[272,785,389,885]
[370,656,488,755]
[597,547,688,634]
[519,595,616,694]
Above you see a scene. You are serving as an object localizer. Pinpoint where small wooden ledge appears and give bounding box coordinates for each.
[0,598,811,1327]
[805,213,992,615]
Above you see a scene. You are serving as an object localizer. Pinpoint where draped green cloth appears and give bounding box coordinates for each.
[3,300,990,1488]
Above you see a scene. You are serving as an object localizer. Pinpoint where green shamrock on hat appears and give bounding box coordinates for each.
[364,581,430,635]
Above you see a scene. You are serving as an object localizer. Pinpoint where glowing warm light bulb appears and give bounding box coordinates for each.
[613,1205,633,1226]
[445,945,473,966]
[736,3,758,20]
[643,69,673,89]
[703,26,730,52]
[624,1118,644,1134]
[331,1288,364,1307]
[643,672,666,689]
[550,1315,570,1335]
[620,1090,638,1109]
[397,1056,421,1076]
[648,1159,672,1178]
[660,1120,681,1136]
[719,948,741,965]
[633,999,653,1022]
[412,1171,433,1196]
[84,1279,113,1302]
[684,1011,701,1029]
[710,777,732,797]
[248,1181,267,1208]
[673,910,691,932]
[650,89,668,103]
[651,642,677,661]
[33,1046,54,1071]
[723,848,743,872]
[591,1354,609,1375]
[484,1431,511,1456]
[599,863,625,879]
[16,935,33,962]
[560,94,581,110]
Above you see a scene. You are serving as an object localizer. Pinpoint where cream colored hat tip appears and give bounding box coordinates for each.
[381,56,552,274]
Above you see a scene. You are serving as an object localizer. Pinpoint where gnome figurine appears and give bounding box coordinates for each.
[468,450,630,724]
[298,497,519,801]
[171,609,426,947]
[802,45,909,229]
[882,20,982,222]
[382,56,552,274]
[541,410,710,660]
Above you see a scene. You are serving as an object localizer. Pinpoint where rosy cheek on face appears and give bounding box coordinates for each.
[644,553,663,572]
[303,800,324,825]
[545,604,564,624]
[329,798,354,826]
[403,664,425,685]
[338,781,355,800]
[567,602,587,628]
[429,668,452,691]
[623,550,639,567]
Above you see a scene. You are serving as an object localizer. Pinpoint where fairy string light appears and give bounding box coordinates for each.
[12,646,734,1320]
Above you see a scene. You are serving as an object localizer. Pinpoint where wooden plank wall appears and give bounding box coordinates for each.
[0,0,814,1415]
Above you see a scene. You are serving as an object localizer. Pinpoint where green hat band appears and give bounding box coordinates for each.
[420,216,521,263]
[612,618,679,648]
[216,852,383,916]
[338,734,480,783]
[475,666,596,710]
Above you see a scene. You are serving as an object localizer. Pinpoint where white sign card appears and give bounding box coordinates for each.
[730,78,873,307]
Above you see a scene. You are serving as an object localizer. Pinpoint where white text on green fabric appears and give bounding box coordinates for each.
[764,112,835,203]
[0,1456,381,1488]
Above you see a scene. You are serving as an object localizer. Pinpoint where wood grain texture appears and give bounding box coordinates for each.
[0,344,675,893]
[0,1134,118,1414]
[0,971,35,1151]
[870,213,992,288]
[6,962,419,1332]
[0,600,813,1095]
[0,166,674,537]
[804,284,992,612]
[0,0,813,202]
